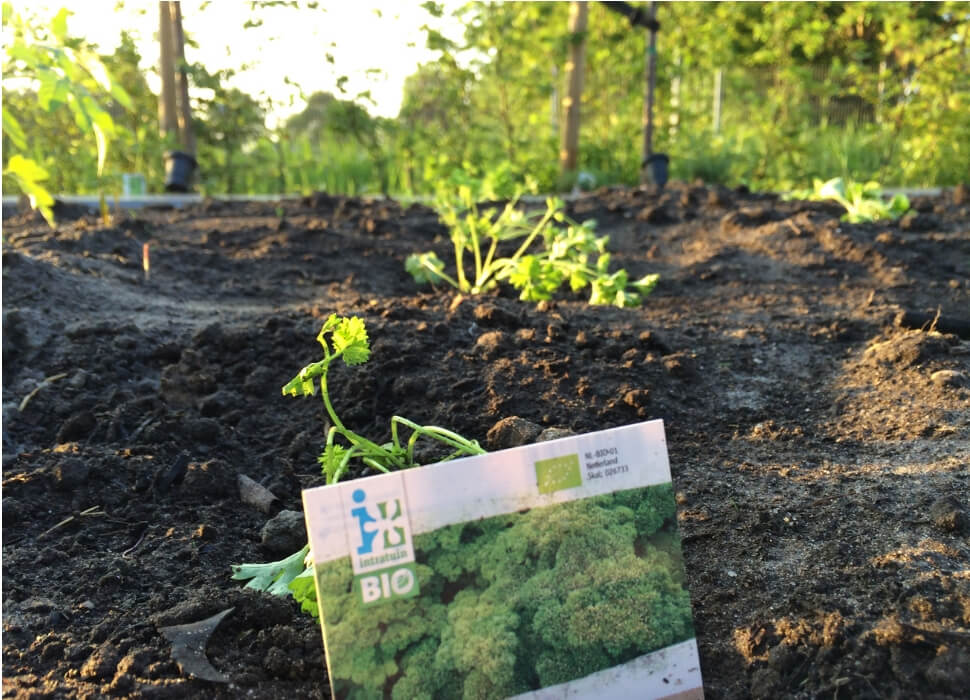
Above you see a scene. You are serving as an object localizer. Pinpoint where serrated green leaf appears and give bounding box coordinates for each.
[4,154,48,183]
[288,566,320,618]
[569,270,589,292]
[887,194,910,218]
[816,177,847,201]
[633,273,660,296]
[318,443,350,483]
[332,316,370,366]
[3,155,55,226]
[406,251,445,284]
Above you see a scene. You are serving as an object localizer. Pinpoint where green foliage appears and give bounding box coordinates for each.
[316,485,694,697]
[2,4,132,223]
[788,177,910,222]
[6,3,963,198]
[407,174,659,307]
[230,544,310,595]
[2,155,55,223]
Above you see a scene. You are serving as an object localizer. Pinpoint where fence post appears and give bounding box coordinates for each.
[712,68,723,134]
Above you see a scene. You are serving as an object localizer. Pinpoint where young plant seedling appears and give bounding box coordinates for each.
[406,176,659,308]
[281,314,485,483]
[789,177,910,223]
[232,315,486,606]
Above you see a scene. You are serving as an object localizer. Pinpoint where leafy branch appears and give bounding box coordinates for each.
[2,4,132,225]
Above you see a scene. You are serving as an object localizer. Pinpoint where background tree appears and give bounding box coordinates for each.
[559,2,588,177]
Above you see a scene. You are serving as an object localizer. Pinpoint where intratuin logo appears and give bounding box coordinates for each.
[347,486,419,606]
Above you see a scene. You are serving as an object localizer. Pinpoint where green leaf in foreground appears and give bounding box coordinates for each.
[231,545,309,596]
[3,155,55,227]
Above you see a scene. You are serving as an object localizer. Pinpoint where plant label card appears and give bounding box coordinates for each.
[302,419,704,699]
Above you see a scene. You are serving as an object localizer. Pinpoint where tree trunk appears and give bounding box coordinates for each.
[157,2,178,140]
[169,2,196,156]
[559,1,588,174]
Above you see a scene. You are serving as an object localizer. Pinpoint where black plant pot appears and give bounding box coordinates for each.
[164,151,197,193]
[645,153,670,188]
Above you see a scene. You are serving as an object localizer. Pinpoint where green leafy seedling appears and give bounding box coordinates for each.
[789,177,910,223]
[406,174,659,308]
[281,313,484,484]
[233,315,486,608]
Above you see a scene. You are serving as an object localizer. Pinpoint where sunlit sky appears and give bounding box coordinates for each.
[10,1,466,124]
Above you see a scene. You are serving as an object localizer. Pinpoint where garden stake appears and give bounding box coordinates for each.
[642,1,669,187]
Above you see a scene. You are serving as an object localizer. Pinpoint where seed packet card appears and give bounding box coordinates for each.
[302,419,704,699]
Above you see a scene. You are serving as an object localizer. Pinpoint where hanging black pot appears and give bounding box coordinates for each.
[164,150,197,193]
[645,153,669,188]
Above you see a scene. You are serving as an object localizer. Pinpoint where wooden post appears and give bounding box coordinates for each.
[169,1,196,156]
[157,2,178,140]
[559,1,588,174]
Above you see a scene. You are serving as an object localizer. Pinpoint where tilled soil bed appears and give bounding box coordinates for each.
[2,183,969,699]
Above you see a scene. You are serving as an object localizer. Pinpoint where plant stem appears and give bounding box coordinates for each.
[468,210,483,288]
[475,235,501,290]
[507,205,557,266]
[452,235,469,291]
[320,366,402,468]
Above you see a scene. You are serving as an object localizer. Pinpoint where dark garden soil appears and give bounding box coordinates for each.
[2,183,969,699]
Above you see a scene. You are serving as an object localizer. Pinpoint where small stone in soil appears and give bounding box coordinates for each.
[2,497,24,526]
[662,351,698,379]
[154,452,190,493]
[928,496,968,533]
[930,369,967,389]
[623,389,650,408]
[473,303,519,328]
[56,411,97,443]
[79,643,120,681]
[475,330,507,358]
[182,458,233,497]
[487,416,543,450]
[52,457,90,490]
[261,510,307,555]
[238,474,279,514]
[537,427,575,442]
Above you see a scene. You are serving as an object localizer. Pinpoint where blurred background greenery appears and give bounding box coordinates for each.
[3,1,968,199]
